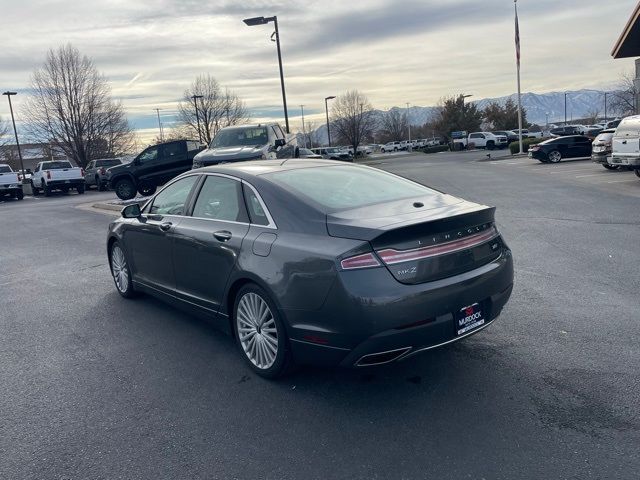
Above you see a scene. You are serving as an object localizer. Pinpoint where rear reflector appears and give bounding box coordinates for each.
[377,226,498,265]
[340,252,381,270]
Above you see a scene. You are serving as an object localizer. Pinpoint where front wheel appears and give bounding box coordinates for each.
[110,242,136,298]
[114,178,136,200]
[234,285,292,379]
[603,164,618,170]
[486,141,495,151]
[547,150,562,163]
[31,181,39,196]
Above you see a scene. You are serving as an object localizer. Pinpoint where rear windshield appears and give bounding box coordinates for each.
[615,120,640,137]
[265,165,436,211]
[595,132,614,142]
[43,161,73,169]
[0,165,12,173]
[96,159,121,167]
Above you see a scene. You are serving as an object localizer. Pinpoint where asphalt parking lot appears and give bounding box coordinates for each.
[1,153,639,479]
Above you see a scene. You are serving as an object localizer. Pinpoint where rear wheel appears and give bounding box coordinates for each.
[31,181,39,196]
[233,284,292,379]
[43,183,52,196]
[15,189,24,200]
[603,164,618,170]
[97,177,106,191]
[77,184,85,194]
[114,178,136,200]
[635,169,640,179]
[548,150,562,163]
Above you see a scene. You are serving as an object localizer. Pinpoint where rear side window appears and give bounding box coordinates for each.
[163,142,187,157]
[149,175,198,216]
[0,165,11,173]
[243,185,270,226]
[192,176,248,223]
[266,165,436,211]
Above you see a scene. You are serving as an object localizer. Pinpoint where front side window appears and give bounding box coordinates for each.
[149,175,198,216]
[138,147,158,164]
[192,176,247,222]
[86,161,94,170]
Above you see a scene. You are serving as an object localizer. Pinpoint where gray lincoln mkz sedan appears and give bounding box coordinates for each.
[107,160,513,378]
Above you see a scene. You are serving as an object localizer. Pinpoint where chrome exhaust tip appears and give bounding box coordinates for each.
[355,347,412,367]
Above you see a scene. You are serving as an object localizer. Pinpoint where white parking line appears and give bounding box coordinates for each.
[574,173,613,178]
[606,178,639,184]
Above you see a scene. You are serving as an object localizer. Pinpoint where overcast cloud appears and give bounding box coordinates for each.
[0,0,637,141]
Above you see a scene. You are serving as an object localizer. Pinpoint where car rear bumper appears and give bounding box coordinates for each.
[47,179,84,187]
[592,153,610,164]
[528,150,547,161]
[0,184,22,192]
[287,248,514,367]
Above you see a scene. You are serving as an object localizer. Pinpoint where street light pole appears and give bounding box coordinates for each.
[243,15,290,133]
[406,102,411,142]
[191,95,204,144]
[300,104,306,148]
[155,108,164,142]
[2,91,25,179]
[324,96,336,147]
[564,92,568,125]
[604,92,608,123]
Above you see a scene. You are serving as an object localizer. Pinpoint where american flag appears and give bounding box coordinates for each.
[515,2,521,67]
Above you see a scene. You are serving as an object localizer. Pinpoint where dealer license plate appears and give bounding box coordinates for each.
[455,303,485,336]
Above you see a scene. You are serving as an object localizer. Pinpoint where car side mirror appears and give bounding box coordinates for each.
[122,203,141,219]
[275,138,286,148]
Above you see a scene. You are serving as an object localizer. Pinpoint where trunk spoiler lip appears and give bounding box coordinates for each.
[326,202,495,241]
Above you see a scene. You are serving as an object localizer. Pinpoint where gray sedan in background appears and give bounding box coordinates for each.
[84,158,123,190]
[107,160,513,378]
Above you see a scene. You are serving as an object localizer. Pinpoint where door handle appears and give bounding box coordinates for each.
[159,222,173,232]
[213,230,232,242]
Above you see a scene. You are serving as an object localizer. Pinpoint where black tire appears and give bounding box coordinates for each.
[43,183,52,197]
[31,181,39,196]
[486,141,495,151]
[137,183,157,197]
[547,150,562,163]
[109,241,137,298]
[97,177,105,191]
[233,284,293,379]
[603,164,618,170]
[114,178,136,200]
[634,169,640,179]
[61,187,69,194]
[76,184,85,194]
[16,189,24,200]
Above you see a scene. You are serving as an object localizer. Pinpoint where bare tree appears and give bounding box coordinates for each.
[296,121,322,149]
[378,109,408,142]
[331,90,377,156]
[21,44,135,167]
[610,71,639,116]
[584,108,601,125]
[0,116,9,145]
[177,74,249,144]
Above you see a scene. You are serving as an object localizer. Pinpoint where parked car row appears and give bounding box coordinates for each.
[380,138,441,152]
[528,115,640,180]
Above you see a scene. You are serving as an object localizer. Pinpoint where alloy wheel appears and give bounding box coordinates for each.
[236,292,279,369]
[548,150,562,163]
[111,245,129,293]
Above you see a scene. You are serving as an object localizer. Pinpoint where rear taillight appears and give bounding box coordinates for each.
[377,226,499,265]
[17,174,22,181]
[100,167,106,175]
[81,168,85,177]
[340,252,381,270]
[46,170,51,180]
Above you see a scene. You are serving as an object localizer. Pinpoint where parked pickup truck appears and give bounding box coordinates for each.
[454,132,508,150]
[608,115,640,179]
[109,139,203,200]
[31,160,85,196]
[0,164,24,200]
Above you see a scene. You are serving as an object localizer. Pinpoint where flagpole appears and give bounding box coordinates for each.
[515,0,523,154]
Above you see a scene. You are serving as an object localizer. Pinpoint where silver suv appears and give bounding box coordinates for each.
[193,123,297,168]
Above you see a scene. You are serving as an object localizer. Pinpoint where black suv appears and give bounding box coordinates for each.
[108,140,203,200]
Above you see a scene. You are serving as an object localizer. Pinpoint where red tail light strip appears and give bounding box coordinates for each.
[376,226,499,265]
[340,252,381,270]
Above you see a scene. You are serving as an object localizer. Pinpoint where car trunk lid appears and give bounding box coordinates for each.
[328,196,503,284]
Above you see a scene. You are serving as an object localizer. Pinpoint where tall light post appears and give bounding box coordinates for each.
[244,15,290,133]
[604,92,608,122]
[564,92,568,125]
[406,102,411,142]
[155,108,164,142]
[191,95,204,144]
[2,91,25,179]
[325,96,336,146]
[300,104,306,148]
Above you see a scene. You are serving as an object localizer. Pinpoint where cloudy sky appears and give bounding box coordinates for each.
[0,0,637,142]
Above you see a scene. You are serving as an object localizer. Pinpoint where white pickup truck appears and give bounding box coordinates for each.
[608,115,640,179]
[0,164,24,200]
[454,132,508,150]
[31,160,85,196]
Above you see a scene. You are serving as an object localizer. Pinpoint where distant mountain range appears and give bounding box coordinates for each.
[311,89,615,144]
